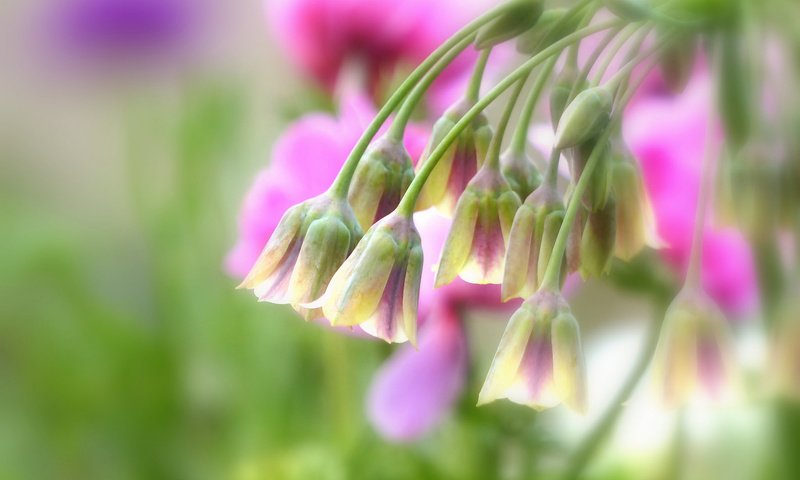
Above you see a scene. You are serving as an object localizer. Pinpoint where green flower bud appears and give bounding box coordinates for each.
[239,194,362,320]
[653,288,738,407]
[579,197,616,278]
[553,86,613,151]
[549,59,585,127]
[502,184,564,301]
[306,213,422,346]
[417,99,493,216]
[500,148,543,201]
[476,0,544,49]
[516,8,581,55]
[478,289,587,413]
[611,157,660,261]
[348,135,414,228]
[658,31,696,94]
[436,166,521,287]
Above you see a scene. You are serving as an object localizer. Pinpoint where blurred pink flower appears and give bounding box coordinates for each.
[266,0,490,108]
[624,71,759,316]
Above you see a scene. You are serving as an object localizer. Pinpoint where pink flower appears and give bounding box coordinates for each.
[624,70,759,316]
[266,0,489,107]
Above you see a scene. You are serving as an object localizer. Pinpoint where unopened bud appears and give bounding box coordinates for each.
[478,289,587,413]
[476,0,544,49]
[500,148,543,201]
[417,99,493,216]
[549,60,584,127]
[306,213,422,346]
[436,166,521,286]
[553,86,613,151]
[239,194,362,320]
[348,135,414,228]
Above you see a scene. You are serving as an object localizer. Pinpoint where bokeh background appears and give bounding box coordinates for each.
[2,0,800,479]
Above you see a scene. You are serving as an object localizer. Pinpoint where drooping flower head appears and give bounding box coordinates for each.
[435,163,521,286]
[652,287,738,407]
[348,134,415,228]
[502,183,564,300]
[238,193,362,320]
[479,288,587,412]
[309,212,423,345]
[416,99,493,216]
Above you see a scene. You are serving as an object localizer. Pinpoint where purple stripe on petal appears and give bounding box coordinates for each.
[521,338,554,402]
[374,265,407,342]
[255,237,302,304]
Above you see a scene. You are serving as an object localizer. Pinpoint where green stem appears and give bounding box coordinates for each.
[510,56,558,155]
[485,77,528,170]
[540,57,659,291]
[561,298,669,480]
[327,2,517,199]
[466,48,492,103]
[388,36,475,141]
[395,19,624,216]
[567,25,624,103]
[544,148,561,188]
[592,24,649,85]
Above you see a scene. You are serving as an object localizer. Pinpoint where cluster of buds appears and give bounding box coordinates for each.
[238,0,781,415]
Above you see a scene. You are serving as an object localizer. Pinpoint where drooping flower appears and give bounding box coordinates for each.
[415,99,493,216]
[348,134,415,228]
[624,70,759,316]
[435,164,521,286]
[478,289,587,412]
[610,153,660,261]
[652,288,738,407]
[238,194,362,320]
[308,212,423,345]
[226,91,427,279]
[502,183,564,300]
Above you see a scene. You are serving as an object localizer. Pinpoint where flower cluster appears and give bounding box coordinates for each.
[232,0,800,440]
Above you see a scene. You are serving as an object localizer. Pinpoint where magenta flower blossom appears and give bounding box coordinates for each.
[46,0,199,64]
[266,0,490,106]
[624,71,759,317]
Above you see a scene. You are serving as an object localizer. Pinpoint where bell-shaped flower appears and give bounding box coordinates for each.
[307,212,423,345]
[348,134,415,228]
[502,184,565,300]
[579,197,617,278]
[500,148,543,201]
[611,156,661,260]
[652,288,738,407]
[435,165,521,287]
[238,194,362,320]
[416,99,493,216]
[478,289,587,412]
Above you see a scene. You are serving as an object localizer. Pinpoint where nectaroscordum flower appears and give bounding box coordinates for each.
[502,184,564,300]
[435,164,521,286]
[610,154,660,261]
[238,194,362,320]
[652,288,738,407]
[348,134,415,228]
[478,289,587,412]
[415,99,493,216]
[308,212,423,345]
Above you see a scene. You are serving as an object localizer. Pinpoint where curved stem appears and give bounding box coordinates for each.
[544,149,561,188]
[561,299,669,480]
[485,77,528,170]
[388,36,475,141]
[567,25,624,103]
[395,19,624,216]
[466,48,492,103]
[327,2,517,199]
[592,24,649,85]
[510,56,558,154]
